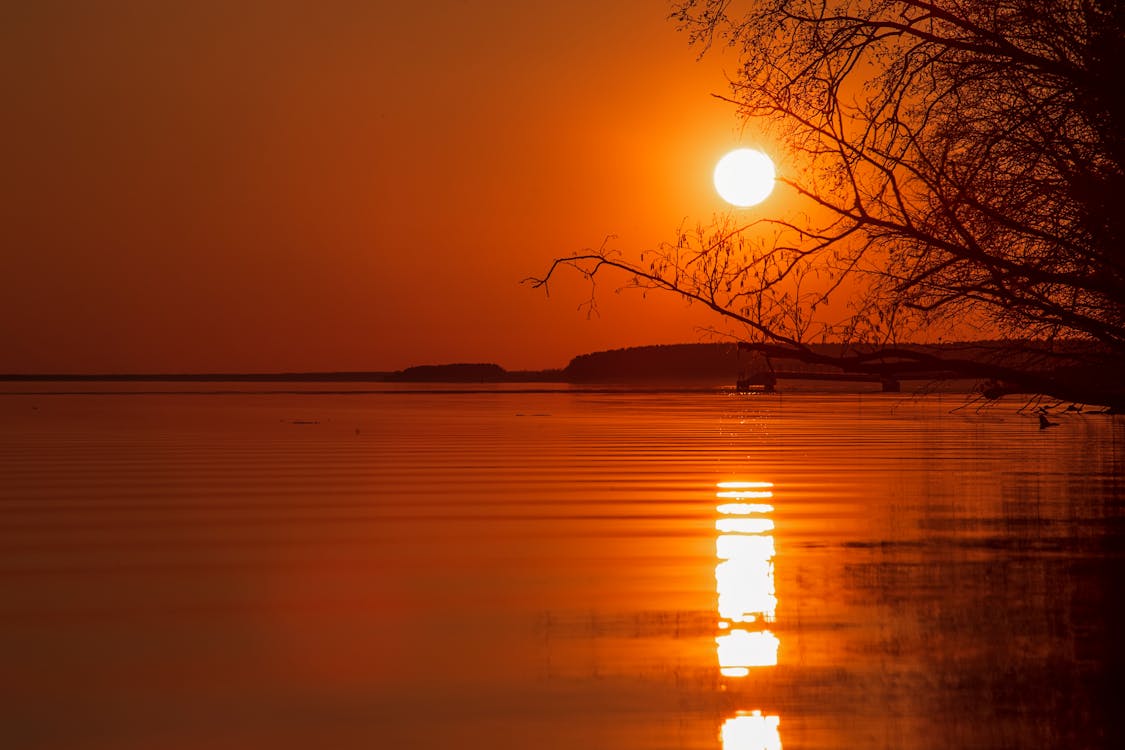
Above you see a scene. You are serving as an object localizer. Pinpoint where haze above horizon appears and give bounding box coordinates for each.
[1,2,752,374]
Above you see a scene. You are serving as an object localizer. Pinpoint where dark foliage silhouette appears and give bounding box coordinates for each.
[531,0,1125,409]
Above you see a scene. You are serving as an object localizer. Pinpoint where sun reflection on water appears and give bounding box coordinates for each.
[715,481,778,671]
[715,481,781,748]
[717,503,775,515]
[716,630,780,674]
[721,711,782,750]
[716,517,775,534]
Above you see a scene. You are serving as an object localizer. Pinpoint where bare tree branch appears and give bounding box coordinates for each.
[535,1,1125,410]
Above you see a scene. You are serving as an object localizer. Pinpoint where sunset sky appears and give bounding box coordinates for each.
[2,1,765,373]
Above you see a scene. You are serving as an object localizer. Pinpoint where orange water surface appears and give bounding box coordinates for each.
[2,388,1123,748]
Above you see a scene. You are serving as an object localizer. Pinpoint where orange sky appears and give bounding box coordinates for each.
[1,1,771,373]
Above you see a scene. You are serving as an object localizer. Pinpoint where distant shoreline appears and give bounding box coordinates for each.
[0,343,740,383]
[0,341,1039,386]
[0,369,565,384]
[0,372,399,382]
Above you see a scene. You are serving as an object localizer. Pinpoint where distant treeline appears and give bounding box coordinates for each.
[383,343,924,383]
[563,343,745,382]
[381,363,567,382]
[556,340,1103,383]
[0,346,761,384]
[0,364,563,383]
[2,341,1090,384]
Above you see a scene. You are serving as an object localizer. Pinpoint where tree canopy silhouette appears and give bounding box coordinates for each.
[530,0,1125,410]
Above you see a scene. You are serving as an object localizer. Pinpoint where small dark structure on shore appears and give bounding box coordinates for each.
[737,370,901,393]
[736,371,777,393]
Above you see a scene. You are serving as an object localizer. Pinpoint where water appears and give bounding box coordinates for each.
[2,387,1123,749]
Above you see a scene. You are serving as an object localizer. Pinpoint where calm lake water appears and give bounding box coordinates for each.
[2,385,1124,749]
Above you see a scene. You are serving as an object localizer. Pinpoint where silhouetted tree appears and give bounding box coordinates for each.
[531,0,1125,409]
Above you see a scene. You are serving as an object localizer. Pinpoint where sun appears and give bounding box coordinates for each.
[714,148,776,207]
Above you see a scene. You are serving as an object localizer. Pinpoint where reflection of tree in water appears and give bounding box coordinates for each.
[834,466,1125,747]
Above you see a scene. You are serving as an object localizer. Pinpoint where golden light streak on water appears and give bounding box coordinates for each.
[716,518,775,534]
[716,629,780,668]
[717,503,775,515]
[715,482,775,489]
[716,490,775,499]
[720,711,782,750]
[715,483,777,633]
[716,541,777,622]
[716,480,782,745]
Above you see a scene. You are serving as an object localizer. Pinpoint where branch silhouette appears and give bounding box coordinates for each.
[532,1,1125,410]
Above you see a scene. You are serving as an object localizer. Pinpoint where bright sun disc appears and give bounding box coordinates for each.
[714,148,776,207]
